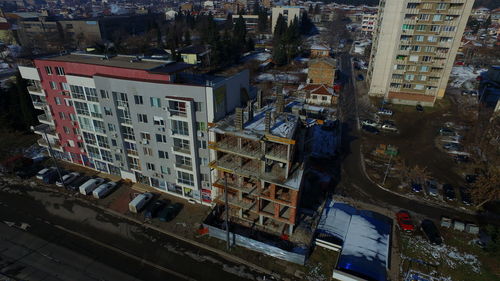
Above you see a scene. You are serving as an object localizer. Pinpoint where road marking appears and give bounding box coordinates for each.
[52,224,196,281]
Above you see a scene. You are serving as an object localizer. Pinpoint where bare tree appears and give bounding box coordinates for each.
[471,166,500,208]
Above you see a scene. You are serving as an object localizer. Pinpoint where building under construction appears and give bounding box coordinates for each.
[208,93,305,236]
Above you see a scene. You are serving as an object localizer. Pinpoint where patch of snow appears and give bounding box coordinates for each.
[255,73,300,83]
[242,52,271,62]
[449,66,487,88]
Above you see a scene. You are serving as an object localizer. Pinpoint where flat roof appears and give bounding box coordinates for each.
[42,53,173,71]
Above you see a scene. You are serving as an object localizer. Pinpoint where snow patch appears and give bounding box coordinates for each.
[449,66,487,88]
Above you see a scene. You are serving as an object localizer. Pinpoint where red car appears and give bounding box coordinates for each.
[396,211,415,232]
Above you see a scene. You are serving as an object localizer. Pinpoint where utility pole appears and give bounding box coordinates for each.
[382,153,393,186]
[42,129,65,188]
[224,173,230,250]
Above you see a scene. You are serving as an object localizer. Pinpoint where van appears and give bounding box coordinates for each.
[79,178,105,195]
[92,182,117,199]
[42,169,59,184]
[36,167,55,180]
[129,193,153,213]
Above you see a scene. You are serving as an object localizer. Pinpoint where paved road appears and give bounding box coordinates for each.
[335,52,496,225]
[0,183,270,281]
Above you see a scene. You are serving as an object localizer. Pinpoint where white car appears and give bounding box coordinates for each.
[56,172,80,187]
[361,119,379,127]
[92,182,118,198]
[377,108,394,116]
[36,167,56,180]
[381,124,398,132]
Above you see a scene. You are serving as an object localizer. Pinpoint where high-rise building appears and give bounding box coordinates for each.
[367,0,474,106]
[19,52,250,204]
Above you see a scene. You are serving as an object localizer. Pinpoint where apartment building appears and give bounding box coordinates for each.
[208,94,304,235]
[271,6,303,33]
[361,12,377,33]
[19,52,250,203]
[367,0,473,106]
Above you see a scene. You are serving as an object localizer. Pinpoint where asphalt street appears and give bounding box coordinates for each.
[336,52,498,225]
[0,183,269,281]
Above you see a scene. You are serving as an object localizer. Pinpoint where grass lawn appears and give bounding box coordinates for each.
[400,231,500,281]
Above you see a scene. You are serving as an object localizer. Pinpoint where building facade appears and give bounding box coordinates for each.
[361,12,377,33]
[367,0,473,106]
[19,53,250,203]
[271,6,303,33]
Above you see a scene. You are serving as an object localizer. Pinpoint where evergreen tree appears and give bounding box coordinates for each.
[14,74,37,130]
[258,9,268,32]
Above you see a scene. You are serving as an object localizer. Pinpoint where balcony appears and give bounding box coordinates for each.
[172,145,191,155]
[33,124,57,137]
[174,162,193,171]
[265,143,288,161]
[210,136,262,159]
[32,100,47,110]
[168,108,188,118]
[215,194,257,211]
[28,86,45,96]
[37,138,62,151]
[213,177,259,195]
[38,114,54,125]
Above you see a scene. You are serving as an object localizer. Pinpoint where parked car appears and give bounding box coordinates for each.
[159,202,183,222]
[411,182,423,193]
[42,169,62,184]
[396,211,415,232]
[416,104,424,112]
[356,74,364,81]
[443,184,456,201]
[92,182,118,199]
[454,155,469,163]
[426,180,439,197]
[362,125,379,134]
[15,165,41,179]
[129,192,154,213]
[56,172,80,187]
[79,178,106,195]
[36,167,56,180]
[144,199,169,219]
[421,219,443,245]
[460,188,473,205]
[381,124,398,132]
[443,143,460,151]
[377,108,393,116]
[361,119,378,127]
[68,176,91,191]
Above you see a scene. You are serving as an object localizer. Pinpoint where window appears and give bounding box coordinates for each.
[395,64,405,70]
[405,74,415,81]
[403,83,412,89]
[432,14,442,21]
[423,46,435,52]
[83,132,97,145]
[436,3,447,10]
[60,82,70,91]
[420,66,429,72]
[442,26,455,32]
[416,25,426,31]
[177,171,194,186]
[49,81,58,90]
[427,36,437,42]
[140,132,151,140]
[406,3,418,8]
[63,126,70,134]
[411,45,421,52]
[430,25,440,32]
[200,158,208,166]
[422,56,432,62]
[134,95,143,104]
[118,108,131,124]
[55,66,65,75]
[96,135,109,148]
[200,173,209,181]
[161,166,171,175]
[121,126,135,140]
[138,114,148,123]
[195,102,203,112]
[73,128,79,135]
[198,140,207,149]
[418,14,430,21]
[153,116,164,126]
[104,107,113,116]
[89,104,102,118]
[171,120,189,135]
[44,66,53,75]
[65,99,73,107]
[69,113,76,121]
[415,35,424,42]
[175,155,192,166]
[54,97,62,105]
[67,140,75,147]
[402,24,414,30]
[59,112,66,119]
[101,150,112,162]
[146,163,156,171]
[85,87,98,102]
[156,134,167,143]
[114,92,128,107]
[143,147,153,156]
[168,100,187,116]
[440,37,452,42]
[409,55,419,62]
[174,138,190,150]
[70,85,85,100]
[414,84,425,90]
[158,150,168,159]
[150,97,161,108]
[100,90,109,99]
[128,156,140,170]
[419,75,427,81]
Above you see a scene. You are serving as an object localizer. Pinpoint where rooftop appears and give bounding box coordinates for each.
[213,102,300,141]
[42,53,180,71]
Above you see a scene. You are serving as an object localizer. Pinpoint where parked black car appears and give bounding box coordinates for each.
[144,199,169,219]
[68,175,90,191]
[15,165,41,179]
[159,203,183,222]
[421,219,443,245]
[416,104,424,112]
[362,125,379,134]
[443,184,456,201]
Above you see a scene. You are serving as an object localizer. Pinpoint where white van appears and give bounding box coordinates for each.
[92,182,117,199]
[129,193,153,213]
[36,167,55,180]
[79,178,105,195]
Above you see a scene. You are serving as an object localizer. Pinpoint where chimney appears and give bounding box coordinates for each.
[264,111,271,133]
[247,101,254,122]
[235,108,244,131]
[276,94,284,113]
[256,89,263,109]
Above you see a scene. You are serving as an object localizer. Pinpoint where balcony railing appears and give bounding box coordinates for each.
[38,114,53,124]
[27,86,44,95]
[175,163,193,171]
[172,145,191,155]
